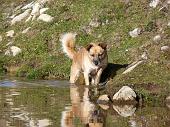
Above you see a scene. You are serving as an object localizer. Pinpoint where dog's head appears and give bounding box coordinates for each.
[86,43,107,66]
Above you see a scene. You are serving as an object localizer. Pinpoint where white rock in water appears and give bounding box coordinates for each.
[129,28,141,37]
[5,46,22,56]
[0,35,2,42]
[22,1,35,10]
[6,30,15,37]
[149,0,160,8]
[113,105,136,117]
[113,86,136,101]
[161,46,169,51]
[22,27,31,34]
[153,35,161,42]
[40,8,49,14]
[11,9,31,25]
[37,14,54,22]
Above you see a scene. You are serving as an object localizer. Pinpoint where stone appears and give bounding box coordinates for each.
[149,0,160,8]
[31,2,41,21]
[168,21,170,26]
[6,30,15,37]
[5,46,22,56]
[141,52,148,60]
[40,8,49,14]
[37,14,54,22]
[161,46,169,51]
[89,18,100,28]
[129,28,141,38]
[113,105,136,117]
[0,35,2,42]
[153,35,161,42]
[22,1,35,10]
[122,60,143,74]
[22,27,31,34]
[113,86,136,101]
[11,9,31,25]
[97,95,110,110]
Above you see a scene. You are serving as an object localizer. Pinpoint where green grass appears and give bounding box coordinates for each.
[0,0,169,93]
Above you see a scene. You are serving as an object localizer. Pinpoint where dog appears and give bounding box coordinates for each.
[61,33,108,85]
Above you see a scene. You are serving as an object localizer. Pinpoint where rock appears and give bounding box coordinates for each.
[22,27,31,34]
[5,46,22,56]
[153,35,161,42]
[0,35,2,42]
[122,60,143,74]
[37,14,54,22]
[113,86,136,101]
[89,18,101,28]
[40,8,49,14]
[161,46,169,51]
[166,96,170,102]
[168,21,170,26]
[97,95,110,110]
[149,0,160,8]
[129,28,141,38]
[11,9,31,25]
[31,2,41,21]
[98,95,110,102]
[112,105,136,117]
[141,52,148,60]
[6,30,15,37]
[22,1,35,10]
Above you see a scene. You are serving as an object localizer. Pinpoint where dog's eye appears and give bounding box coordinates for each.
[91,54,94,57]
[99,53,103,56]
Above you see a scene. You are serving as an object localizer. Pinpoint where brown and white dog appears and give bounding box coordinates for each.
[61,33,108,85]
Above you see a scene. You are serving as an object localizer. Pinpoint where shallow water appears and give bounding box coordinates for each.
[0,77,170,127]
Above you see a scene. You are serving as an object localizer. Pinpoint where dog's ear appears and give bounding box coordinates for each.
[86,44,93,51]
[98,43,107,50]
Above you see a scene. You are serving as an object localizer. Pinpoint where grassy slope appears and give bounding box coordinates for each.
[0,0,170,100]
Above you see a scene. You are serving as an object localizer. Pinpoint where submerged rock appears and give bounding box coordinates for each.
[37,14,54,22]
[113,86,136,101]
[113,105,136,117]
[11,9,31,25]
[129,28,141,38]
[161,46,169,51]
[149,0,160,8]
[5,46,22,56]
[6,30,15,37]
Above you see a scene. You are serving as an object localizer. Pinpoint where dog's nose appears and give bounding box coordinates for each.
[94,60,99,65]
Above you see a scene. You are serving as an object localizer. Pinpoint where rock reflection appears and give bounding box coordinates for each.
[112,105,136,117]
[61,85,105,127]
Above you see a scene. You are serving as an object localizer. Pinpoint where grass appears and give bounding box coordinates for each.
[0,0,169,103]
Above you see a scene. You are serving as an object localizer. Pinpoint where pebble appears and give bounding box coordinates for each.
[129,28,141,38]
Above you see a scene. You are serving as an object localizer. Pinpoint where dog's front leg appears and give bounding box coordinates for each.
[94,68,103,85]
[84,72,90,85]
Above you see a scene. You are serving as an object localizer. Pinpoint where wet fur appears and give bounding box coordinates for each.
[61,33,108,85]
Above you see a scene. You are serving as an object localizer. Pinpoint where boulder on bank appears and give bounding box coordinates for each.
[113,86,136,101]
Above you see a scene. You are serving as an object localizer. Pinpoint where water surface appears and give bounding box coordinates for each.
[0,77,169,127]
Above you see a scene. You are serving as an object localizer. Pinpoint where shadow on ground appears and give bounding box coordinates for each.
[100,63,128,83]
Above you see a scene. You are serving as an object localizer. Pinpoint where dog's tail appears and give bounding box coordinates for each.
[60,33,77,59]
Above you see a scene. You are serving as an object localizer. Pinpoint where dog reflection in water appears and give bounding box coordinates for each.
[61,85,104,127]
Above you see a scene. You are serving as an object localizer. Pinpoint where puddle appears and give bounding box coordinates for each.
[0,78,170,127]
